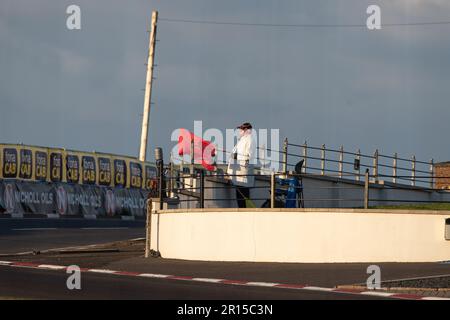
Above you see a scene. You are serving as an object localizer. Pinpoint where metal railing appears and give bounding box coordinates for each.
[280,139,434,188]
[210,139,434,188]
[152,166,450,211]
[154,137,445,210]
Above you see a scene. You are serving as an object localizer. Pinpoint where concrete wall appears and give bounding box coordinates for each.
[150,208,450,263]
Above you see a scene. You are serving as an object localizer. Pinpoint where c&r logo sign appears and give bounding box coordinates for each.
[4,183,15,214]
[56,186,68,215]
[105,190,116,216]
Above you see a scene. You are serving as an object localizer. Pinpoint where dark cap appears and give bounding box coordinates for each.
[236,122,252,130]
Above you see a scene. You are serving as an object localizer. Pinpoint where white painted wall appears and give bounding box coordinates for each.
[150,208,450,263]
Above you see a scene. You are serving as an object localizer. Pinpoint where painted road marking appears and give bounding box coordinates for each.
[80,228,130,230]
[246,282,279,287]
[140,273,172,279]
[13,228,58,231]
[303,286,334,292]
[12,227,131,231]
[88,269,118,274]
[361,291,396,297]
[0,261,448,300]
[192,278,224,283]
[37,264,66,270]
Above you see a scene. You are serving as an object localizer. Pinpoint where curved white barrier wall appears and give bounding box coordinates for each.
[150,209,450,263]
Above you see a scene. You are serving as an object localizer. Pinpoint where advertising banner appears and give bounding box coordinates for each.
[49,150,64,182]
[113,158,127,188]
[98,156,112,187]
[66,153,80,184]
[129,161,143,189]
[0,145,158,208]
[0,180,148,217]
[145,165,158,197]
[19,148,33,180]
[81,154,97,185]
[35,149,48,182]
[2,148,18,179]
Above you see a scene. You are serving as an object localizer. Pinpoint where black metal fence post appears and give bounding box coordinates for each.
[154,147,165,211]
[145,198,152,258]
[364,169,369,209]
[270,172,276,208]
[199,170,205,208]
[158,160,164,210]
[283,138,288,175]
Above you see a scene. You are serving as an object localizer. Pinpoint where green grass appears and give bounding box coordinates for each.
[370,203,450,210]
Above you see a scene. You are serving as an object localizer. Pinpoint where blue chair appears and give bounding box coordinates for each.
[274,160,304,208]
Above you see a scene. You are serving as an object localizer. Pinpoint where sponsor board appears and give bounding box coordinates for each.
[0,144,159,198]
[0,180,148,217]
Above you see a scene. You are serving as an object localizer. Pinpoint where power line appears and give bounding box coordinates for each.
[159,17,450,28]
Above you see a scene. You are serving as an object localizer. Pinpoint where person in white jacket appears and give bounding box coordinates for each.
[227,122,256,208]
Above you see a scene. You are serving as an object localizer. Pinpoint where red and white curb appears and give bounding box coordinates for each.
[0,260,448,300]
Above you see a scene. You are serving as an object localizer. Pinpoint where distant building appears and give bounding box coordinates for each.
[434,162,450,189]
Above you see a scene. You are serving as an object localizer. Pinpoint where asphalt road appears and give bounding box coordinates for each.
[107,257,450,289]
[0,218,145,254]
[0,266,383,300]
[1,218,447,300]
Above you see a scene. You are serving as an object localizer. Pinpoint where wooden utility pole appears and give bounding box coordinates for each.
[139,10,158,162]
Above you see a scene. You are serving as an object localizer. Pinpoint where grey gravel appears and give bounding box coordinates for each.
[383,276,450,289]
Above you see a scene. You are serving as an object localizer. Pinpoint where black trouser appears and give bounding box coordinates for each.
[235,186,250,208]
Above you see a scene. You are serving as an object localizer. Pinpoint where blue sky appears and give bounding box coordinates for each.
[1,0,449,165]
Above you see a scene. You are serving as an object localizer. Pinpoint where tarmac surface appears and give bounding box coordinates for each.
[0,218,145,254]
[0,218,449,300]
[0,266,383,300]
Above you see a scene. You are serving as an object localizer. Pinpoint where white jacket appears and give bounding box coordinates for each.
[227,132,256,187]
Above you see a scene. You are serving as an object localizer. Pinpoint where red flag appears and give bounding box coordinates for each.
[178,128,216,171]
